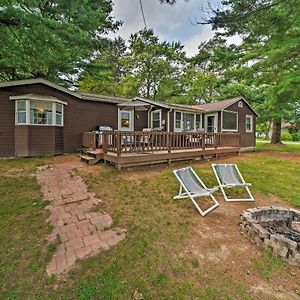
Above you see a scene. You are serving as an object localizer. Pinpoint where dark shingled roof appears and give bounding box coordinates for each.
[193,97,243,111]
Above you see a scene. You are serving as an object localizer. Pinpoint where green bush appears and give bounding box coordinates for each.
[292,131,300,142]
[281,132,292,141]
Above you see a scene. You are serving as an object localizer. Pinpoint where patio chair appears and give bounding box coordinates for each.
[212,164,254,202]
[173,167,219,216]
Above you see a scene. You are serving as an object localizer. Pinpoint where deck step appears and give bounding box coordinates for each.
[80,154,102,165]
[82,148,101,158]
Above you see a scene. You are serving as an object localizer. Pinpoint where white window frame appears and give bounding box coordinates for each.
[174,110,203,132]
[221,110,238,132]
[118,109,134,131]
[15,100,64,126]
[151,109,162,130]
[55,103,64,127]
[245,115,253,132]
[238,101,243,108]
[204,113,218,133]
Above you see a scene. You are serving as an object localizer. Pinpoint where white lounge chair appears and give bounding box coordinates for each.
[212,164,254,202]
[173,167,219,216]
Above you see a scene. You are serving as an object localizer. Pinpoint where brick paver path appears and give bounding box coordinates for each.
[36,162,126,275]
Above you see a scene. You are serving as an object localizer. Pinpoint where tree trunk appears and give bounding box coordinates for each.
[265,122,271,140]
[271,120,282,144]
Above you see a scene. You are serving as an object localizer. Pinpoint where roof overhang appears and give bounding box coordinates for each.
[223,97,259,117]
[117,100,151,111]
[0,78,127,104]
[10,94,68,105]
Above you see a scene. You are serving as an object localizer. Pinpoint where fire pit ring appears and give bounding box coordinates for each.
[240,207,300,266]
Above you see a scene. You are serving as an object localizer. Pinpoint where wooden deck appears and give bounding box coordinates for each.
[77,130,241,169]
[103,146,239,168]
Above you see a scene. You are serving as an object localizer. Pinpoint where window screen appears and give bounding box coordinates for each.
[222,111,237,130]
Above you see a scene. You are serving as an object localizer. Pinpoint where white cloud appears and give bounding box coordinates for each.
[184,25,214,57]
[108,0,218,56]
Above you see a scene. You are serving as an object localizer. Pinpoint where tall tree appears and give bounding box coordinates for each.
[200,0,300,143]
[124,29,186,100]
[79,37,127,96]
[0,0,120,83]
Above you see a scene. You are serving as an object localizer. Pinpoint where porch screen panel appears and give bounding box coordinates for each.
[222,111,237,130]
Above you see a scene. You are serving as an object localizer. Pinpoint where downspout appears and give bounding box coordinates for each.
[167,108,173,132]
[148,105,153,128]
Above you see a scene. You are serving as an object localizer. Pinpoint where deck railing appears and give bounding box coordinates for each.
[101,131,240,156]
[82,131,97,149]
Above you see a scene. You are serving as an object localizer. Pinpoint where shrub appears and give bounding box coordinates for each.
[292,131,300,142]
[281,132,292,141]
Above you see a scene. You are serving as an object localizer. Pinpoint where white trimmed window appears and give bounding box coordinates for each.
[182,113,195,131]
[174,111,202,131]
[15,100,64,126]
[56,104,63,126]
[196,114,201,130]
[16,100,27,124]
[151,109,162,129]
[30,101,53,125]
[245,115,253,132]
[175,112,181,130]
[238,101,243,108]
[222,111,238,131]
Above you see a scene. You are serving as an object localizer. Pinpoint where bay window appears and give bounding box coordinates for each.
[15,99,64,126]
[30,101,53,125]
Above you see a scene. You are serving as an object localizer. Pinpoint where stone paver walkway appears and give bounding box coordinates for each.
[36,162,125,275]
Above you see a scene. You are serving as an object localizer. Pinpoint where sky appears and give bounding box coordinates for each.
[109,0,219,57]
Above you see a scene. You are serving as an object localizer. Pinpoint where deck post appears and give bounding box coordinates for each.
[102,131,107,154]
[116,132,121,158]
[167,132,171,153]
[202,133,205,151]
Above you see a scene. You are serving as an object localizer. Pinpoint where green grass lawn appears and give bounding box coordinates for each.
[256,140,300,152]
[0,146,300,299]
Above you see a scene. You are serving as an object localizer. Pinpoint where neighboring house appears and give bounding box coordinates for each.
[0,78,258,158]
[256,122,296,140]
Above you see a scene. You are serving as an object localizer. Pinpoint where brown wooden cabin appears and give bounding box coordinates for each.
[0,78,258,168]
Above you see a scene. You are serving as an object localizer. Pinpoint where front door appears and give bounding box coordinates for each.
[118,109,134,131]
[205,114,218,133]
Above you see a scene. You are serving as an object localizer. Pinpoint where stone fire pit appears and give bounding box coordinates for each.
[240,207,300,266]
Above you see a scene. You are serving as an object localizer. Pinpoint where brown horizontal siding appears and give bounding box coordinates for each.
[134,110,148,131]
[55,127,64,154]
[0,83,119,154]
[15,126,29,157]
[0,91,15,157]
[224,101,256,147]
[29,126,55,156]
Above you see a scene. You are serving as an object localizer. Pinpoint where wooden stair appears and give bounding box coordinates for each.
[80,149,103,165]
